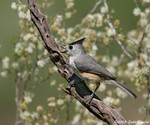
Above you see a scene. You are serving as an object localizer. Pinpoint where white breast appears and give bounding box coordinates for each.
[69,56,76,69]
[69,56,83,78]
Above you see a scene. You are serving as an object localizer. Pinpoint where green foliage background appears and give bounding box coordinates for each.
[0,0,149,125]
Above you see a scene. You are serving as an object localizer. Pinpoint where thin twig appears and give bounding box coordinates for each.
[14,70,21,125]
[66,95,71,125]
[31,74,51,89]
[116,38,133,58]
[103,0,133,59]
[90,0,102,14]
[138,20,150,54]
[137,19,150,67]
[74,0,102,31]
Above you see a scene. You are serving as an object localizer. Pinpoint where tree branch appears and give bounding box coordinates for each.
[27,0,129,124]
[137,18,150,119]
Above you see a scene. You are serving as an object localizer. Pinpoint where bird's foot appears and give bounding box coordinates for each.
[85,93,94,105]
[68,74,81,86]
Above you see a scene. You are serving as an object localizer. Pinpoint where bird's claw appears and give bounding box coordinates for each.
[85,93,94,105]
[68,74,81,86]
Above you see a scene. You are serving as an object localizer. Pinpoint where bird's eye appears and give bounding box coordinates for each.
[69,45,73,50]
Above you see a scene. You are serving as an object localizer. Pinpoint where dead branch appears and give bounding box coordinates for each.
[27,0,129,124]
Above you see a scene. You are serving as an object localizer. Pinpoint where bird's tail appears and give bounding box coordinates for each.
[109,80,137,99]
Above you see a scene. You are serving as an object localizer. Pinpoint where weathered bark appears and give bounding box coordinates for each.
[27,0,129,124]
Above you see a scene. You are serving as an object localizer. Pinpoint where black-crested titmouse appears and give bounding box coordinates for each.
[62,37,136,103]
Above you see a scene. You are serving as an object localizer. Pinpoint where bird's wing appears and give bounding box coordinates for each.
[74,54,137,99]
[74,54,116,80]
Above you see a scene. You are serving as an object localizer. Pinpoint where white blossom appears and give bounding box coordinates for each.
[127,61,136,68]
[38,43,44,50]
[103,96,115,105]
[23,33,32,41]
[143,0,150,3]
[65,12,72,19]
[75,100,82,107]
[145,8,150,15]
[127,60,138,72]
[20,111,30,120]
[50,80,56,86]
[66,0,74,9]
[111,56,119,66]
[71,114,81,125]
[92,44,98,51]
[136,121,145,125]
[140,18,147,27]
[107,66,116,74]
[18,4,26,11]
[96,121,105,125]
[26,10,31,21]
[55,15,63,23]
[67,28,74,35]
[107,28,116,37]
[89,44,98,56]
[86,14,94,21]
[24,91,34,104]
[24,95,32,103]
[12,62,19,69]
[47,97,56,107]
[53,66,58,72]
[102,56,110,63]
[142,93,148,100]
[42,50,48,56]
[67,2,74,9]
[25,46,33,53]
[18,11,26,19]
[98,83,106,92]
[145,24,150,37]
[2,56,10,69]
[11,2,17,10]
[116,88,127,99]
[101,6,107,13]
[133,8,141,16]
[37,60,46,67]
[56,98,64,105]
[95,14,103,27]
[24,91,34,103]
[15,43,23,55]
[0,71,7,77]
[113,98,120,106]
[86,118,97,124]
[31,112,39,120]
[36,105,44,113]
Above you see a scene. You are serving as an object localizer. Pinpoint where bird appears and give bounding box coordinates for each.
[62,37,136,104]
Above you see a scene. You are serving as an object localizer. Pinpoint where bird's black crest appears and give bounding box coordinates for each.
[69,37,86,45]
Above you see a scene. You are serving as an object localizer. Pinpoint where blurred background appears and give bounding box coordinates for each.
[0,0,149,125]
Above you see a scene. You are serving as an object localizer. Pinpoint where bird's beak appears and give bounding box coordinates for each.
[61,45,68,53]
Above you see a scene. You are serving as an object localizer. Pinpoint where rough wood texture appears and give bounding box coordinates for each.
[27,0,129,124]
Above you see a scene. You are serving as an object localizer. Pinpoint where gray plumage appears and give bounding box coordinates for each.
[74,54,116,80]
[64,37,136,99]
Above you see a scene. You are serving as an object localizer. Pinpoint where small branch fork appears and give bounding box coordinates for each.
[103,0,132,59]
[27,0,129,124]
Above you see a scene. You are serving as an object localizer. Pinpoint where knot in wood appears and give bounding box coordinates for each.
[50,53,60,63]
